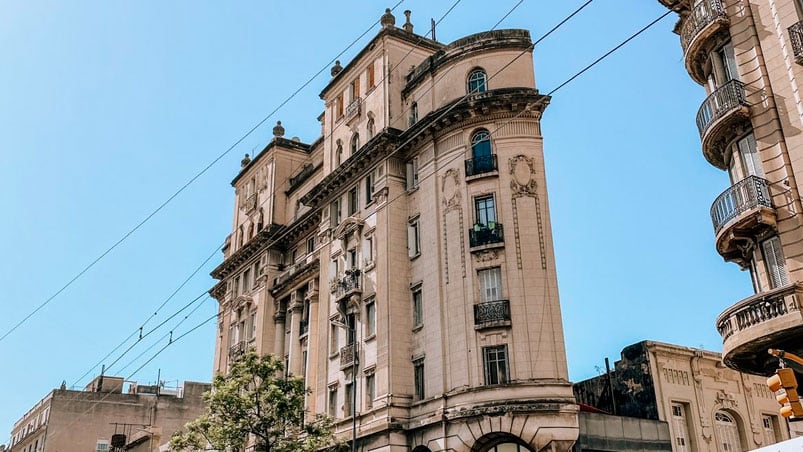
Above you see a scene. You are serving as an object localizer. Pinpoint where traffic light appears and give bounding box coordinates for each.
[767,368,803,418]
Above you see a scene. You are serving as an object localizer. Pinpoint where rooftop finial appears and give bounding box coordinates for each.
[241,153,251,168]
[403,10,413,33]
[381,8,396,29]
[331,60,343,77]
[273,120,285,137]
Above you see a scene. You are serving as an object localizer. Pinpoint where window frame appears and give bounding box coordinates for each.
[408,218,421,258]
[483,344,509,386]
[411,285,423,329]
[413,358,425,401]
[762,236,789,289]
[467,68,488,93]
[365,299,376,337]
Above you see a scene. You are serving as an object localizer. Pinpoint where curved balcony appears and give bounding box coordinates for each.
[710,176,776,266]
[681,0,729,84]
[717,283,803,375]
[789,21,803,66]
[696,80,750,168]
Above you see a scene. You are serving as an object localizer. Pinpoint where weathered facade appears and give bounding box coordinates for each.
[209,8,577,452]
[575,341,793,452]
[7,377,209,451]
[654,0,803,376]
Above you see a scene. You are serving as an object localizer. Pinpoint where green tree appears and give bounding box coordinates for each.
[170,351,336,451]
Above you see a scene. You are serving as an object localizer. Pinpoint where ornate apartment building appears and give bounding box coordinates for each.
[208,9,578,452]
[653,0,803,377]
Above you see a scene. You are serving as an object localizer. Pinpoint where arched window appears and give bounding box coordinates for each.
[467,68,487,94]
[335,139,343,166]
[367,115,375,139]
[468,129,495,175]
[351,133,360,155]
[714,411,742,452]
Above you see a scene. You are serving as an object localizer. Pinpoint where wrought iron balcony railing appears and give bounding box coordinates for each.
[474,299,511,327]
[244,193,257,212]
[228,341,247,358]
[345,97,361,122]
[789,21,803,65]
[469,223,504,248]
[680,0,727,53]
[717,284,800,341]
[696,80,748,138]
[340,343,359,369]
[330,270,362,300]
[710,176,772,234]
[465,154,498,177]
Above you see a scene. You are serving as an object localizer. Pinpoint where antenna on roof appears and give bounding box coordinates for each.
[430,18,436,41]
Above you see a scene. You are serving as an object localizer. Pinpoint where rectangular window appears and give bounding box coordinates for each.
[254,260,261,284]
[717,42,739,84]
[762,236,789,288]
[762,415,778,445]
[346,313,356,345]
[336,94,344,119]
[412,286,423,328]
[234,276,241,295]
[413,358,425,401]
[330,199,341,228]
[307,236,315,254]
[737,133,763,178]
[365,373,375,409]
[96,441,110,452]
[348,248,358,269]
[478,267,503,302]
[330,323,339,354]
[365,172,375,205]
[406,158,419,190]
[348,186,358,216]
[409,102,418,127]
[671,402,690,452]
[365,236,374,265]
[344,382,354,417]
[243,269,251,291]
[483,345,509,385]
[475,195,497,226]
[249,312,257,340]
[366,300,376,337]
[407,219,421,258]
[328,386,338,418]
[367,62,375,88]
[350,78,360,101]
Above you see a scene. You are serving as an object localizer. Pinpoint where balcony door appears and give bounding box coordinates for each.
[475,196,497,227]
[729,133,763,183]
[478,267,502,303]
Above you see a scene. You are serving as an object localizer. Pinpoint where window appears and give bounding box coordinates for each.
[470,129,494,174]
[671,403,690,452]
[367,116,375,139]
[714,411,742,452]
[365,300,376,337]
[413,358,425,400]
[478,267,503,302]
[408,218,421,258]
[249,312,257,340]
[365,171,375,204]
[350,77,360,101]
[234,275,241,295]
[351,133,360,155]
[348,248,358,269]
[254,260,261,283]
[367,61,375,88]
[412,286,423,328]
[307,236,315,254]
[409,102,418,126]
[346,313,356,345]
[96,440,110,452]
[762,415,778,445]
[762,236,788,289]
[344,382,354,417]
[330,199,341,228]
[475,195,497,227]
[483,345,509,385]
[336,94,344,119]
[467,68,487,93]
[348,186,358,215]
[330,323,339,354]
[717,42,739,84]
[328,386,338,417]
[365,236,374,265]
[243,268,251,292]
[335,140,343,166]
[736,133,763,179]
[365,372,375,409]
[406,157,419,190]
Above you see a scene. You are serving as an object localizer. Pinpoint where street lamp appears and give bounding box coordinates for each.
[332,297,359,452]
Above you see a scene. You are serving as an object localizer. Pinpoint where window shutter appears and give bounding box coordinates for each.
[763,237,788,288]
[406,162,414,190]
[738,134,763,178]
[407,223,416,257]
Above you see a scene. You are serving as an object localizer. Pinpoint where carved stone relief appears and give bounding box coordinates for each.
[509,155,546,270]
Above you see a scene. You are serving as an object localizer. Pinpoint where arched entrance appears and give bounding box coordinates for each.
[472,433,535,452]
[714,410,743,452]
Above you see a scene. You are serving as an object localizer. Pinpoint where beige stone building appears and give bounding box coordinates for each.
[654,0,803,376]
[6,376,209,452]
[208,8,577,452]
[574,341,794,452]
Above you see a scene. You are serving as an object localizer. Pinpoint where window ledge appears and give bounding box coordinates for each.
[364,333,376,342]
[329,351,341,360]
[412,324,423,333]
[409,252,421,261]
[364,262,376,272]
[474,320,512,331]
[466,170,499,183]
[407,186,419,194]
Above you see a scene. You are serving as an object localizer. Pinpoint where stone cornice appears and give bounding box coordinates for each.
[232,136,312,186]
[210,223,283,280]
[270,258,320,298]
[403,29,533,98]
[273,209,321,250]
[299,129,402,209]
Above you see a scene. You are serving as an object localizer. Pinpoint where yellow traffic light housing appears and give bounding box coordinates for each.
[767,368,803,418]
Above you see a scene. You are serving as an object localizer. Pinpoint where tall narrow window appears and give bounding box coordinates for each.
[671,403,690,452]
[249,312,257,340]
[367,61,375,88]
[307,236,315,254]
[467,68,487,93]
[365,372,375,409]
[346,313,356,345]
[483,345,509,385]
[330,199,341,228]
[762,415,778,446]
[350,77,360,101]
[336,94,344,119]
[736,133,763,178]
[365,171,375,204]
[335,140,343,166]
[367,117,375,139]
[475,195,497,227]
[412,286,423,328]
[406,157,419,190]
[365,300,376,336]
[470,129,494,174]
[413,358,425,400]
[365,236,374,265]
[347,248,358,269]
[328,386,338,417]
[478,267,503,302]
[351,133,360,155]
[408,218,421,257]
[330,323,339,354]
[714,411,742,452]
[717,42,739,84]
[762,236,788,288]
[409,102,418,126]
[348,186,358,215]
[344,382,354,417]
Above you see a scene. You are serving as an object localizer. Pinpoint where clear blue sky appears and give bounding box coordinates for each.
[0,0,751,438]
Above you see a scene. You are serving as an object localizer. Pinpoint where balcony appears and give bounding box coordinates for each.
[716,283,803,375]
[340,343,359,369]
[474,299,511,329]
[465,154,498,178]
[228,341,247,359]
[680,0,729,84]
[696,80,750,168]
[330,270,362,302]
[789,21,803,66]
[469,222,504,250]
[710,176,776,265]
[244,193,257,212]
[345,97,361,124]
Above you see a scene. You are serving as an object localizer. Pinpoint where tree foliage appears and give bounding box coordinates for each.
[170,351,336,451]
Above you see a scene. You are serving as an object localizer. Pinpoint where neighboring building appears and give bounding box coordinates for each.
[653,0,803,376]
[208,8,578,452]
[7,376,209,452]
[574,408,672,452]
[574,341,793,452]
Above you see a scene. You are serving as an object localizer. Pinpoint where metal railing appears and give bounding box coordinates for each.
[469,223,504,248]
[789,21,803,64]
[474,299,511,326]
[710,176,772,234]
[717,284,800,340]
[345,98,361,121]
[331,270,362,300]
[244,193,257,212]
[465,154,498,177]
[340,343,359,368]
[228,341,247,358]
[680,0,727,53]
[696,80,748,137]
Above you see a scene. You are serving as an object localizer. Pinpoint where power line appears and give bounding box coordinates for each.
[0,0,407,346]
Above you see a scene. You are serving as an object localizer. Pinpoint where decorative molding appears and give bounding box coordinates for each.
[473,249,499,263]
[509,155,546,270]
[442,168,461,212]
